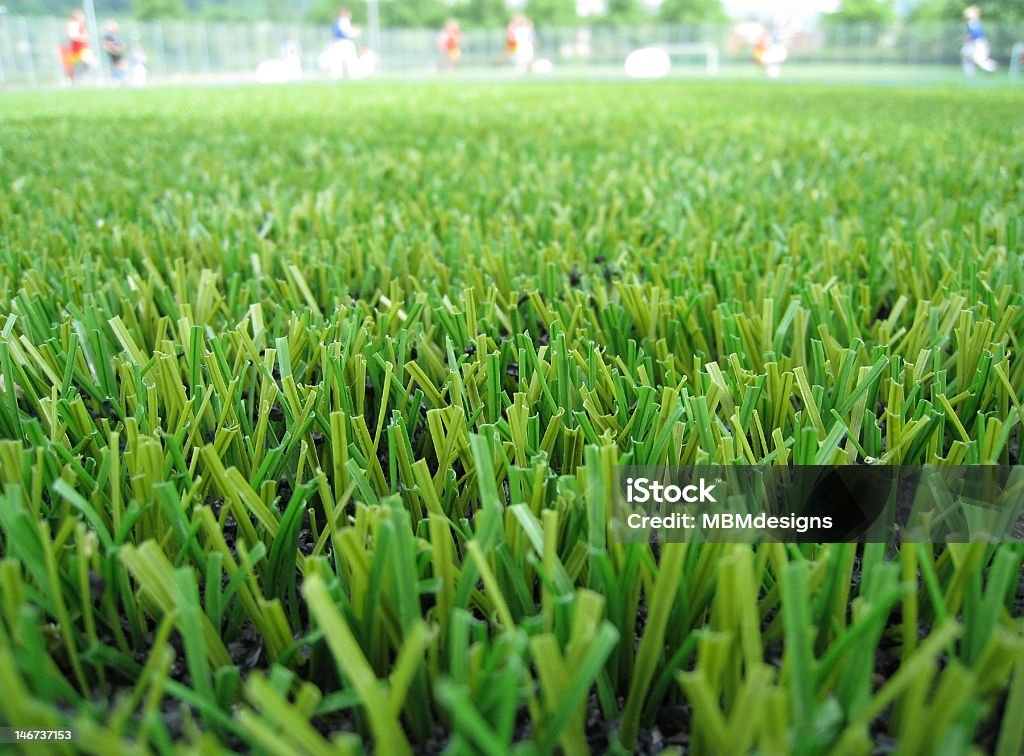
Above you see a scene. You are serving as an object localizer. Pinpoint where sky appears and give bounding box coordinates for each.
[721,0,841,17]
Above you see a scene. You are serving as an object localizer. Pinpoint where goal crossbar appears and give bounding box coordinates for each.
[661,43,720,74]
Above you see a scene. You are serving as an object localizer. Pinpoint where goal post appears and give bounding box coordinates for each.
[661,43,720,75]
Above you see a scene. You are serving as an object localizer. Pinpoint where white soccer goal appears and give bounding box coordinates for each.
[662,43,720,75]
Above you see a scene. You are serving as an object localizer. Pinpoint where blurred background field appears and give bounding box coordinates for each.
[1,2,1024,89]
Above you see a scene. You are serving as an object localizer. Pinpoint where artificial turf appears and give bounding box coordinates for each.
[1,80,1023,754]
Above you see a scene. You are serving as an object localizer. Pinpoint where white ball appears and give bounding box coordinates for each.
[624,47,671,79]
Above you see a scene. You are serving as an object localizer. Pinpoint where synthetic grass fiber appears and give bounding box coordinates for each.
[1,81,1023,754]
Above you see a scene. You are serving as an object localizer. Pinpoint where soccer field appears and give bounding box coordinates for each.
[1,81,1023,754]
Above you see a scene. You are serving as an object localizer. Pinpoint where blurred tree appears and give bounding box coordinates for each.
[305,0,337,26]
[829,0,897,23]
[658,0,724,24]
[264,0,288,21]
[27,0,1024,27]
[528,0,578,27]
[986,0,1024,20]
[8,0,132,15]
[201,2,257,21]
[911,1,1024,22]
[381,0,448,29]
[134,0,187,20]
[462,0,509,28]
[603,0,643,25]
[101,0,137,14]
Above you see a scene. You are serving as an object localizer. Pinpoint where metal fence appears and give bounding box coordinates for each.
[1,15,1023,89]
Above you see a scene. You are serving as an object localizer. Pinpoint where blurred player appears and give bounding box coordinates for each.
[60,10,92,84]
[102,20,126,86]
[437,19,462,72]
[754,26,787,79]
[325,8,360,80]
[506,14,535,74]
[128,40,147,86]
[961,5,997,75]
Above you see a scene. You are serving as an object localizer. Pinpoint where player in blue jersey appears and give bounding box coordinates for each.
[961,5,997,75]
[324,8,361,79]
